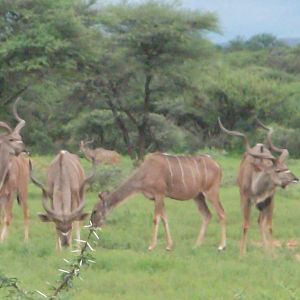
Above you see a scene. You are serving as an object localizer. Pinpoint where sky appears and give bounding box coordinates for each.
[182,0,300,43]
[104,0,300,43]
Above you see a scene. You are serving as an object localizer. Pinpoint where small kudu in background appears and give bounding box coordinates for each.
[80,140,121,165]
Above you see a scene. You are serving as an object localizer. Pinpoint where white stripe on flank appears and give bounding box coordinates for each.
[176,156,187,191]
[189,157,197,189]
[202,157,207,188]
[165,156,173,187]
[193,158,201,182]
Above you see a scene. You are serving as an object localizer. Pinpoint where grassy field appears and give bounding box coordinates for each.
[1,151,300,299]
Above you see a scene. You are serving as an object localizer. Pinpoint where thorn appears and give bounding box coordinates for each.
[36,290,48,298]
[74,239,87,243]
[63,259,70,264]
[84,220,93,228]
[88,259,96,264]
[93,231,99,240]
[58,269,70,274]
[71,249,81,253]
[86,242,95,251]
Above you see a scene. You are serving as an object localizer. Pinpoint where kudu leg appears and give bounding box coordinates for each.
[75,221,81,249]
[149,196,172,251]
[259,203,274,253]
[18,190,29,242]
[240,196,251,255]
[265,198,274,247]
[160,205,173,251]
[194,193,212,247]
[258,211,269,251]
[0,195,13,242]
[205,190,226,251]
[56,235,62,251]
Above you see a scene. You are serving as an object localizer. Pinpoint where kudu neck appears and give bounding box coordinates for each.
[82,146,94,161]
[106,176,139,211]
[0,143,11,191]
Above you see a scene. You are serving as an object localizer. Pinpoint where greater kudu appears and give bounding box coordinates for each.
[80,140,121,165]
[218,118,298,255]
[91,152,226,251]
[31,151,95,249]
[0,97,29,242]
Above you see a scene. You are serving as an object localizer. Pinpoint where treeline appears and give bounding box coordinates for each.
[1,0,300,158]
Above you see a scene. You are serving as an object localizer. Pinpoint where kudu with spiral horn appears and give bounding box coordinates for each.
[79,139,121,165]
[218,117,298,255]
[0,97,30,242]
[31,150,96,249]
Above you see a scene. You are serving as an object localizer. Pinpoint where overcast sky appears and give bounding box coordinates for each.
[182,0,300,43]
[105,0,300,43]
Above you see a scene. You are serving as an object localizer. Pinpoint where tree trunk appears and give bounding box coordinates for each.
[106,98,135,159]
[137,74,152,161]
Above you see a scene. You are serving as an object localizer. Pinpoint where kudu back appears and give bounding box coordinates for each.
[218,118,298,255]
[80,140,121,165]
[31,150,95,249]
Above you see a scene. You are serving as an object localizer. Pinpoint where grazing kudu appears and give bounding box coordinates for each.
[79,140,121,165]
[218,118,298,255]
[91,152,226,251]
[31,151,95,249]
[0,97,30,242]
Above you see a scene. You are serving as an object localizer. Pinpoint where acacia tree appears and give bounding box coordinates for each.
[93,1,219,160]
[0,0,101,151]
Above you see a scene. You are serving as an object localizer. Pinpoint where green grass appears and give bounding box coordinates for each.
[1,152,300,299]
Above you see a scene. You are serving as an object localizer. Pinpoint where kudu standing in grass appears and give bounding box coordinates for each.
[80,140,121,165]
[0,97,30,242]
[91,152,226,251]
[218,118,298,255]
[31,151,95,249]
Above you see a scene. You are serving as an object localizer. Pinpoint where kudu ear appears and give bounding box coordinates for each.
[38,213,52,222]
[250,159,273,172]
[98,191,109,201]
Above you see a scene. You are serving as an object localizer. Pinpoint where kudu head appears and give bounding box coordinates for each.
[255,118,299,188]
[218,117,298,189]
[30,159,95,248]
[90,191,110,229]
[38,199,89,247]
[0,97,26,155]
[79,139,94,153]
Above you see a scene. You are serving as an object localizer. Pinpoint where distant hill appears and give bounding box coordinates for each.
[280,37,300,47]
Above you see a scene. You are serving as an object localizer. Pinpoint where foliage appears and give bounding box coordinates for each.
[0,227,99,299]
[0,0,300,157]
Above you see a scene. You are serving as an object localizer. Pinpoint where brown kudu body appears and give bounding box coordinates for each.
[219,118,298,255]
[91,152,226,251]
[80,140,121,165]
[0,97,29,242]
[31,151,95,249]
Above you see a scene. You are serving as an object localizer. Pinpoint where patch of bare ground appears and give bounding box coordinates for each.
[250,239,300,249]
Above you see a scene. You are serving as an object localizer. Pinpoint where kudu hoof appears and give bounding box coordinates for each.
[218,245,226,251]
